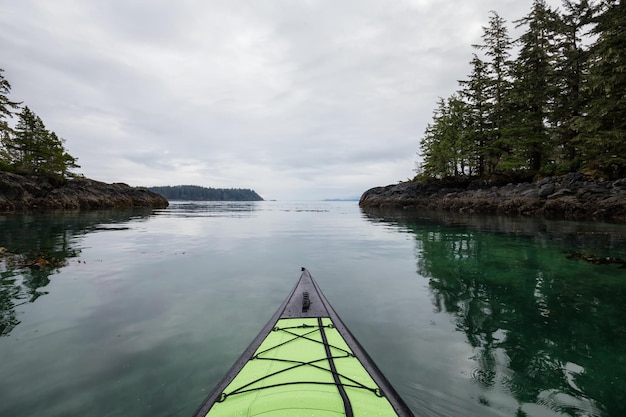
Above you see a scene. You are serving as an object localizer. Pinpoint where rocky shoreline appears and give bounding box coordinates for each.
[0,172,168,212]
[359,173,626,222]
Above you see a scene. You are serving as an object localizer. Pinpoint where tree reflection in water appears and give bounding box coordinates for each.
[0,210,157,337]
[362,208,626,417]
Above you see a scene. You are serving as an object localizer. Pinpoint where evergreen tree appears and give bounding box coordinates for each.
[472,11,514,175]
[581,0,626,177]
[421,12,515,180]
[1,71,79,179]
[45,132,80,178]
[419,99,453,179]
[507,0,560,173]
[10,106,79,179]
[459,55,492,177]
[0,68,21,133]
[551,0,596,172]
[12,106,47,173]
[419,96,472,179]
[0,68,22,170]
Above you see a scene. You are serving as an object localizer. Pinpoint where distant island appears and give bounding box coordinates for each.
[149,185,263,201]
[323,198,359,202]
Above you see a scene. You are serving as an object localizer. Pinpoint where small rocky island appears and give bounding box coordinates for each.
[0,172,169,212]
[360,173,626,222]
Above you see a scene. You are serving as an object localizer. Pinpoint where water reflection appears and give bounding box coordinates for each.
[0,209,158,337]
[361,208,626,255]
[163,201,260,218]
[362,208,626,417]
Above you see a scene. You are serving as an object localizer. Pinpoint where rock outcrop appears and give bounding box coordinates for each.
[0,172,169,212]
[359,173,626,222]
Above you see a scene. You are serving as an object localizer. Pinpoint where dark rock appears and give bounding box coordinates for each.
[613,179,626,191]
[0,172,169,212]
[541,196,585,218]
[521,188,539,199]
[547,188,573,199]
[562,172,586,187]
[538,183,555,198]
[359,174,626,222]
[536,177,552,187]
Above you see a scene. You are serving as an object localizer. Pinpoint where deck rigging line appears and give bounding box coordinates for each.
[217,320,381,406]
[318,316,354,417]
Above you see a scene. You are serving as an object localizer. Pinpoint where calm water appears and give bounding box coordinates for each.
[1,202,626,417]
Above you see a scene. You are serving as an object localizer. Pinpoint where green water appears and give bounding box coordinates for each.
[1,202,625,417]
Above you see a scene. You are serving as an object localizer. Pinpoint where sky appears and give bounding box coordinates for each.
[1,0,564,200]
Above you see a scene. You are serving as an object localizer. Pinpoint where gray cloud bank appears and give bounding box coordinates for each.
[1,0,561,200]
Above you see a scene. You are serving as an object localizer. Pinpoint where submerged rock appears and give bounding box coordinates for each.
[0,172,169,212]
[359,173,626,222]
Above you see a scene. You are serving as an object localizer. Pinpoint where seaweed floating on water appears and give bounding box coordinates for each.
[566,252,626,268]
[0,248,68,270]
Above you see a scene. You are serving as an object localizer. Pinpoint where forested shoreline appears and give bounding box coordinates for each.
[417,0,625,182]
[149,185,263,201]
[362,0,626,221]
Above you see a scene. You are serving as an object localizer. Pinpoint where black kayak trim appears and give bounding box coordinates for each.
[191,267,416,417]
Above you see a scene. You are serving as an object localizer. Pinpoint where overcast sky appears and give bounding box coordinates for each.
[1,0,563,200]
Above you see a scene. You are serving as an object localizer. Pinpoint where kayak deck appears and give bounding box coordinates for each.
[193,268,415,417]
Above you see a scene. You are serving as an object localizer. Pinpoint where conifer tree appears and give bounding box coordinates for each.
[552,0,595,172]
[11,106,80,179]
[472,11,514,175]
[459,55,491,177]
[12,106,46,173]
[419,99,455,179]
[419,96,472,179]
[0,68,22,170]
[0,68,21,133]
[582,0,626,177]
[421,12,514,180]
[508,0,559,173]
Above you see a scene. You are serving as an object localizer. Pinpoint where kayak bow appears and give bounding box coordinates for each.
[192,268,415,417]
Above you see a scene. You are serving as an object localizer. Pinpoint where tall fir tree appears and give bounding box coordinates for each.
[582,0,626,177]
[11,106,79,179]
[419,99,453,179]
[459,54,492,177]
[507,0,560,173]
[471,11,514,175]
[552,0,596,172]
[0,68,21,133]
[1,68,22,170]
[419,96,473,179]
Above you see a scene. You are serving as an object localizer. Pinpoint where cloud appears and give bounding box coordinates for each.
[1,0,563,200]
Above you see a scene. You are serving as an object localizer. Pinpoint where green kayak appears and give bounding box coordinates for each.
[192,268,415,417]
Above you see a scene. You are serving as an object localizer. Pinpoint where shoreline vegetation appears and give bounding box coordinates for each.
[416,1,625,183]
[360,1,626,222]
